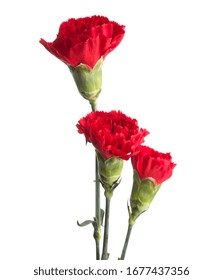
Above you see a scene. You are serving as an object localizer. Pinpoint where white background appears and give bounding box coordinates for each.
[0,0,223,279]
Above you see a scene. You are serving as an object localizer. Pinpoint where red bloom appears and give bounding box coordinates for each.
[77,111,149,160]
[131,145,176,185]
[40,16,125,69]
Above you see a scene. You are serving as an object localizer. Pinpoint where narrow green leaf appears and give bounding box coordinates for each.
[77,220,93,227]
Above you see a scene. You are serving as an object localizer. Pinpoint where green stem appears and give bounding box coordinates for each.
[91,103,101,260]
[101,197,111,260]
[94,147,101,260]
[91,102,97,112]
[119,223,134,260]
[95,232,100,260]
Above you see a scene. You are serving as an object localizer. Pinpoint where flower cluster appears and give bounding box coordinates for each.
[40,15,176,260]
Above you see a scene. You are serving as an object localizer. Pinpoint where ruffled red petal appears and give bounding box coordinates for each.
[76,111,149,160]
[131,145,176,184]
[40,16,125,68]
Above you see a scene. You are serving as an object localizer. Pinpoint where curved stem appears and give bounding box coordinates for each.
[101,197,111,260]
[119,223,134,260]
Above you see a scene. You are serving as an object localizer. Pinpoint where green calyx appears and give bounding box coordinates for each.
[96,151,124,199]
[68,58,103,108]
[129,171,161,225]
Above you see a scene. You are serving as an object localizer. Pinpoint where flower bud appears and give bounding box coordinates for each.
[129,171,161,225]
[96,150,124,198]
[68,58,103,109]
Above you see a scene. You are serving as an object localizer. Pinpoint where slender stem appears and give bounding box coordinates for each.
[91,103,101,260]
[101,197,111,260]
[95,232,100,260]
[95,156,101,223]
[91,102,97,112]
[119,223,134,260]
[94,155,101,260]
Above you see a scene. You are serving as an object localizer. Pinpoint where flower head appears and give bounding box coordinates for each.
[76,111,149,160]
[40,16,125,108]
[77,111,148,197]
[129,145,176,224]
[131,145,176,185]
[40,16,125,69]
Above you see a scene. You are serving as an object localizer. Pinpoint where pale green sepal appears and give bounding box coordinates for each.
[96,151,124,198]
[68,58,103,108]
[129,171,161,224]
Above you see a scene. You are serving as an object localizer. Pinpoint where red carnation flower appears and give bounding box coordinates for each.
[40,16,125,69]
[76,111,149,160]
[131,145,176,185]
